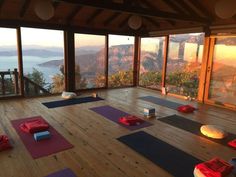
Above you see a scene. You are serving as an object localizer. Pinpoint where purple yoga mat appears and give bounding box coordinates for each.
[11,116,74,159]
[90,105,153,131]
[45,168,76,177]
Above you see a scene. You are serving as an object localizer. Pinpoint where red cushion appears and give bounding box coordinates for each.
[228,139,236,149]
[0,135,12,151]
[195,158,234,177]
[177,105,196,113]
[119,115,144,126]
[19,119,49,134]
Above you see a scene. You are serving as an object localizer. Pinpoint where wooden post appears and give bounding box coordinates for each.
[162,35,169,88]
[1,74,5,95]
[197,34,211,103]
[13,68,19,94]
[133,36,140,86]
[105,34,109,88]
[64,30,75,92]
[16,27,24,96]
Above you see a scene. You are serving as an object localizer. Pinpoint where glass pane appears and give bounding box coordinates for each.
[108,35,134,88]
[139,37,165,90]
[208,37,236,105]
[0,28,20,97]
[74,34,106,89]
[166,33,204,99]
[21,27,64,96]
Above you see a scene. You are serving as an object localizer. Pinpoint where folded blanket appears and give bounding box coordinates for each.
[177,105,196,113]
[228,139,236,149]
[0,135,12,151]
[195,158,234,177]
[119,115,144,126]
[20,119,49,134]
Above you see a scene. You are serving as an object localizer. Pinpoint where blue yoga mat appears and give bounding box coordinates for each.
[42,96,104,108]
[117,131,202,177]
[139,96,184,110]
[158,114,236,147]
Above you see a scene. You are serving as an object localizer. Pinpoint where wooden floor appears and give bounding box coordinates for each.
[0,87,235,177]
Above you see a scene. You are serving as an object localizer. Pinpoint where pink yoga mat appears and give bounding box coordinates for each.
[11,116,73,159]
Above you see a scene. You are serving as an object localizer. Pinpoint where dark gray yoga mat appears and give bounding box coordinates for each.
[90,105,153,131]
[117,131,202,177]
[139,96,184,110]
[42,96,104,108]
[158,114,236,146]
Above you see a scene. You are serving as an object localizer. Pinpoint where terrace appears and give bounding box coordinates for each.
[0,0,236,177]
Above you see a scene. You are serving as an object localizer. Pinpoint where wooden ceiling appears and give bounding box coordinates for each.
[0,0,236,36]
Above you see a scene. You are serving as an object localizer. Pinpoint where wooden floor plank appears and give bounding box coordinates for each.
[0,87,235,177]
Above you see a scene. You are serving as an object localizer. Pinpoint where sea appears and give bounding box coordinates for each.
[0,56,61,84]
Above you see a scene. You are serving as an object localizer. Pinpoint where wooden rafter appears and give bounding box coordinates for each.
[166,19,175,26]
[143,17,160,28]
[0,0,5,11]
[20,0,31,17]
[164,0,186,14]
[188,0,213,19]
[66,5,82,25]
[58,0,209,23]
[140,0,173,28]
[104,12,120,26]
[173,0,199,17]
[118,15,131,28]
[53,1,60,9]
[86,9,103,24]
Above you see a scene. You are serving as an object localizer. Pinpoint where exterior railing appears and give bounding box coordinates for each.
[0,68,50,96]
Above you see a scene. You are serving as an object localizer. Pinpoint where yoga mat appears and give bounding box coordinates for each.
[158,114,236,146]
[42,96,104,108]
[139,96,184,110]
[118,131,202,177]
[90,105,153,131]
[45,168,76,177]
[11,116,73,159]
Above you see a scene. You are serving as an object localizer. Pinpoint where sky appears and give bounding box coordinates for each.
[0,27,135,48]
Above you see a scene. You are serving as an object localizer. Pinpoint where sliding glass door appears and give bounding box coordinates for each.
[205,37,236,108]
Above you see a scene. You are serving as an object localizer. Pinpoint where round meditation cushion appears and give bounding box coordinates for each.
[200,125,227,139]
[193,167,234,177]
[61,91,77,99]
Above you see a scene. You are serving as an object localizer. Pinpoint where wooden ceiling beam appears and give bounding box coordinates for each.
[140,0,174,28]
[173,0,199,17]
[66,5,82,25]
[20,0,31,17]
[53,1,60,9]
[0,0,5,11]
[86,9,103,24]
[0,18,149,36]
[164,0,186,14]
[58,0,209,23]
[104,12,120,26]
[118,15,131,28]
[188,0,213,19]
[143,17,160,28]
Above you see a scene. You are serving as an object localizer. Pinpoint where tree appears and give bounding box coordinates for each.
[75,64,87,89]
[25,68,46,88]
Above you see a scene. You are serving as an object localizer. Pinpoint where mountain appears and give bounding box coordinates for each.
[37,59,63,67]
[0,49,63,57]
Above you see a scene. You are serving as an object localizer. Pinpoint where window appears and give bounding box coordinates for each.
[21,27,64,96]
[139,37,165,90]
[108,35,134,88]
[166,33,204,98]
[0,28,20,97]
[208,37,236,105]
[74,34,106,90]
